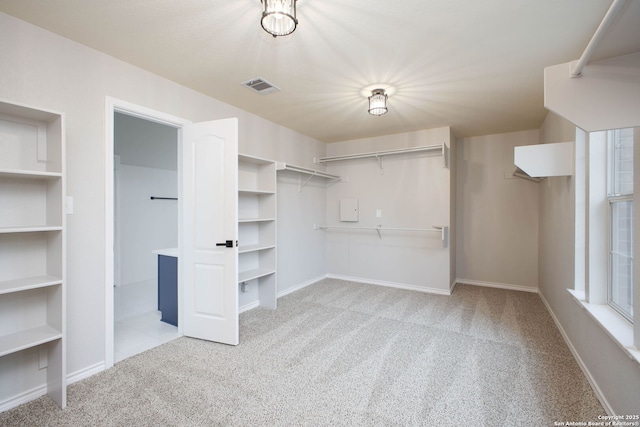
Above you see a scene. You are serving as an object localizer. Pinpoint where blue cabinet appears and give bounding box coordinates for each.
[157,254,178,326]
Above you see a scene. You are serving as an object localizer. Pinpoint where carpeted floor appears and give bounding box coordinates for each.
[0,279,604,426]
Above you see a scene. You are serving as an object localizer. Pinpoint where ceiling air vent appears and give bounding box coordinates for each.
[242,77,280,95]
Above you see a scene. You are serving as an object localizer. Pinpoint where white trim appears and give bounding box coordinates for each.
[0,384,47,413]
[327,274,452,296]
[104,97,189,370]
[450,279,458,294]
[538,291,614,416]
[567,289,640,364]
[455,278,539,293]
[67,362,106,385]
[239,301,260,313]
[277,275,327,298]
[0,361,107,412]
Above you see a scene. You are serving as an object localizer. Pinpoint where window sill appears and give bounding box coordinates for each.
[567,289,640,365]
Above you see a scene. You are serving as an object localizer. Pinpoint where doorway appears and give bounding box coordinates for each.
[105,98,189,369]
[113,112,179,362]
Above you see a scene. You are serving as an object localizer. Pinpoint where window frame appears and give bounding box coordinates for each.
[606,129,634,323]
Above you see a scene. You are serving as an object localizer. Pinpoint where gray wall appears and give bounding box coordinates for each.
[456,130,539,290]
[538,112,640,414]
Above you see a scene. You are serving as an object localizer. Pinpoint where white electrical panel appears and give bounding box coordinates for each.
[340,198,359,222]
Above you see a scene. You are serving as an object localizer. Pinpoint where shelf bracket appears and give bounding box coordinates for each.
[240,281,248,293]
[298,172,316,192]
[376,155,384,175]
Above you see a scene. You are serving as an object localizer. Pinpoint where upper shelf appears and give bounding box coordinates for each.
[275,162,340,180]
[514,141,573,178]
[315,143,449,170]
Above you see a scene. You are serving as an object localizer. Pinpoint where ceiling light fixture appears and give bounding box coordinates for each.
[368,89,388,116]
[261,0,298,38]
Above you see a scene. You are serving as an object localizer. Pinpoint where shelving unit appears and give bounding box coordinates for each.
[237,154,277,309]
[0,100,66,409]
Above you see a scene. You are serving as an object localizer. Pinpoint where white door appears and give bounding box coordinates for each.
[181,118,238,345]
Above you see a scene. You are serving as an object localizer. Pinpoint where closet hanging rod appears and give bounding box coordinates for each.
[315,143,443,164]
[571,0,627,78]
[314,224,443,232]
[314,224,447,240]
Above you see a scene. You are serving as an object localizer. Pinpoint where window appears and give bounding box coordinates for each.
[607,128,634,321]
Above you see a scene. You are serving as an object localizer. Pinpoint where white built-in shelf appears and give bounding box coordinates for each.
[0,275,62,295]
[238,217,276,223]
[238,244,276,254]
[0,169,63,179]
[237,154,277,309]
[238,268,276,283]
[0,225,63,234]
[0,99,66,409]
[0,325,63,358]
[238,189,276,195]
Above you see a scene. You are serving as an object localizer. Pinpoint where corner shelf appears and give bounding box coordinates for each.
[514,141,573,178]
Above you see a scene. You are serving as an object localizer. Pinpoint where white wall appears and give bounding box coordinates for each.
[0,11,327,398]
[114,113,178,288]
[325,128,452,293]
[117,164,177,286]
[456,130,539,290]
[538,112,640,415]
[276,173,328,294]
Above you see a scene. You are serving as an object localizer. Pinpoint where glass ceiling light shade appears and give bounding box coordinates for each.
[368,89,388,116]
[261,0,298,38]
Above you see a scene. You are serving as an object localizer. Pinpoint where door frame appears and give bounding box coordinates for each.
[104,97,189,369]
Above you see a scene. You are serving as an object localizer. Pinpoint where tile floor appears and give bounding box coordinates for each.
[114,280,179,363]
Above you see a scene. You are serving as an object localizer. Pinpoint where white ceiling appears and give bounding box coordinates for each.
[1,0,639,143]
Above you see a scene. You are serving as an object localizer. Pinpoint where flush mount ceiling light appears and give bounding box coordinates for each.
[368,89,388,116]
[261,0,298,38]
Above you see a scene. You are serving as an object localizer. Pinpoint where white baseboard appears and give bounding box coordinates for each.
[455,278,539,293]
[277,275,327,298]
[67,362,106,385]
[0,384,47,413]
[239,300,260,313]
[0,361,107,412]
[537,292,613,416]
[327,274,452,296]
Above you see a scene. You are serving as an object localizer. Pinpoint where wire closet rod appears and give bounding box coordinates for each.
[571,0,627,77]
[314,224,447,240]
[276,163,340,180]
[315,143,443,163]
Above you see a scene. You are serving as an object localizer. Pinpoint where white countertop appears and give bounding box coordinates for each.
[152,247,178,258]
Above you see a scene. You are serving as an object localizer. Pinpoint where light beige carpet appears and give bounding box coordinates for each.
[0,279,604,426]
